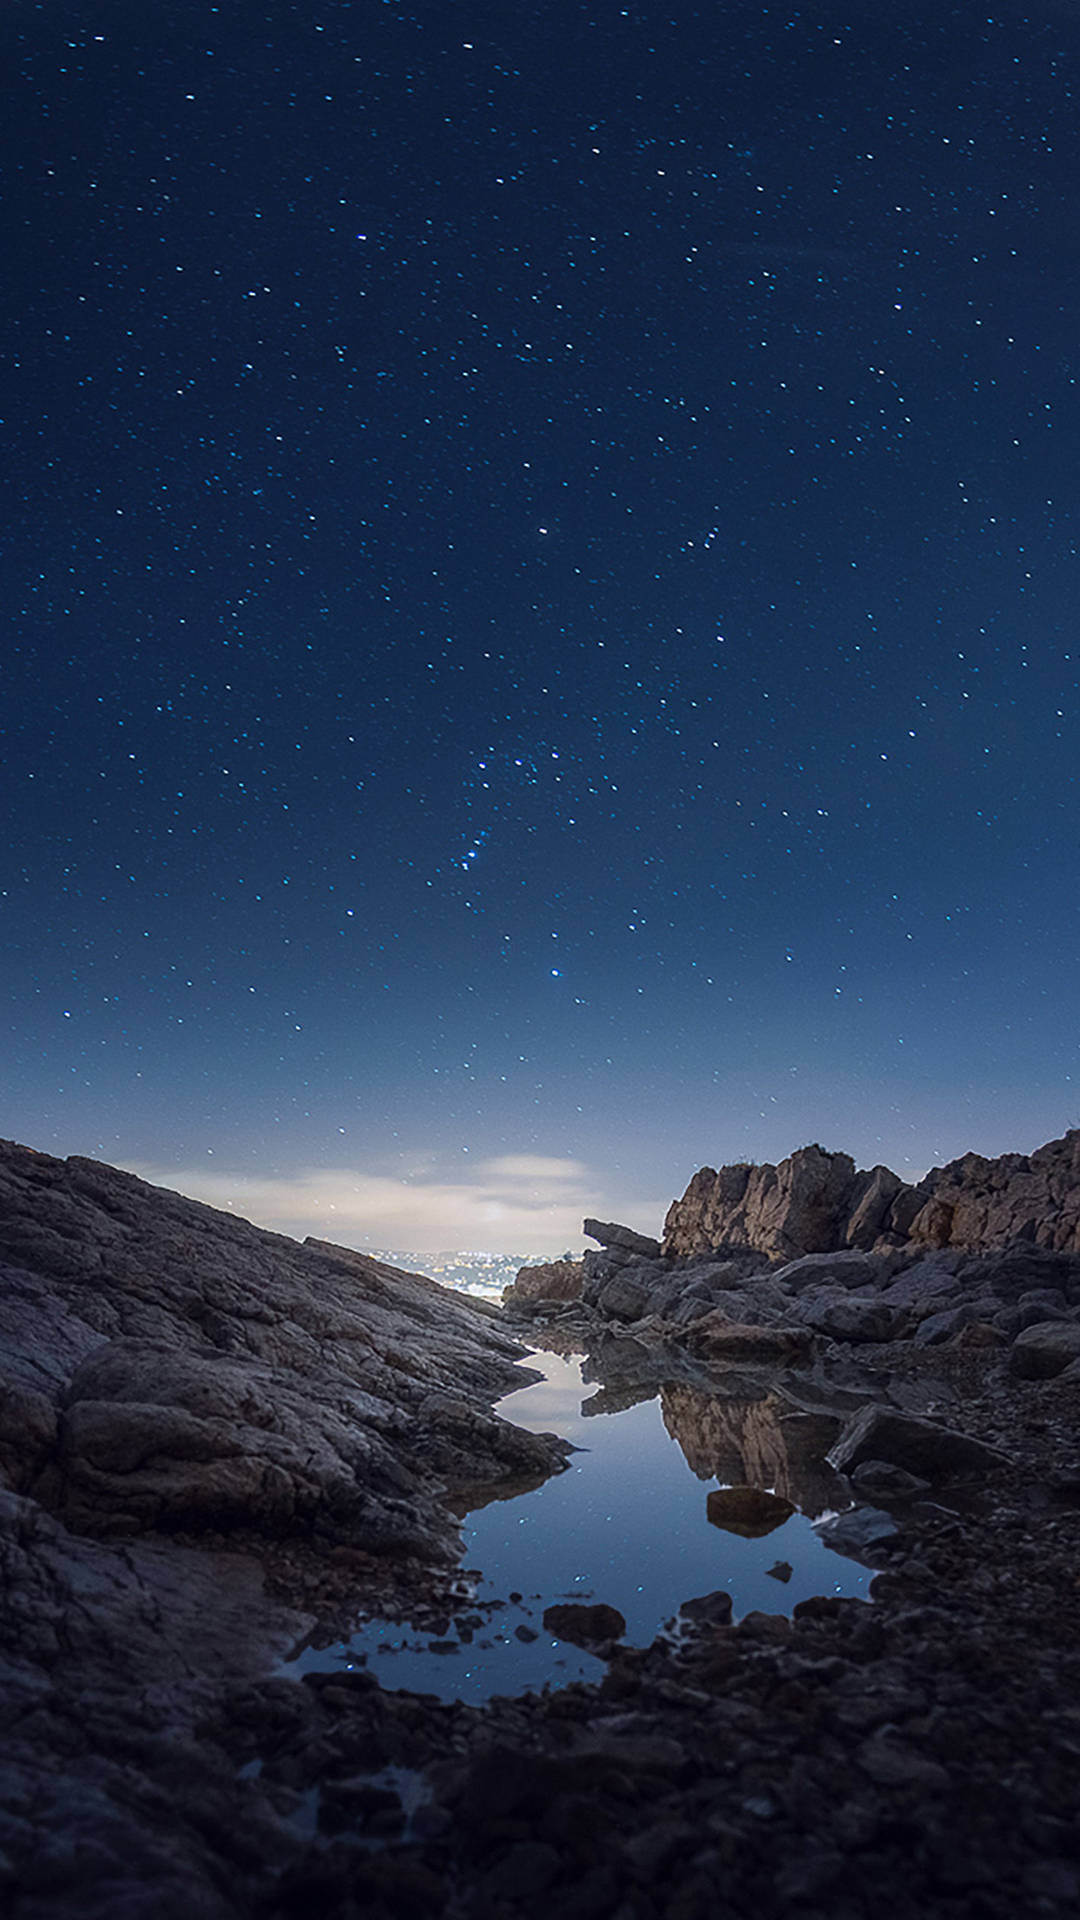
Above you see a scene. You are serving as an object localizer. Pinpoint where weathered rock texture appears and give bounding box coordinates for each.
[0,1137,575,1919]
[662,1129,1080,1261]
[502,1257,584,1308]
[0,1140,566,1552]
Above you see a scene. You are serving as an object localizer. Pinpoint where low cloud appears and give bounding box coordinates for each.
[126,1154,666,1255]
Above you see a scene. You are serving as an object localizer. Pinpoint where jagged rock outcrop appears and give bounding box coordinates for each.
[662,1130,1080,1261]
[662,1147,866,1261]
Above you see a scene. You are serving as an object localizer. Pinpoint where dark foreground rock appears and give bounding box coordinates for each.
[3,1134,1080,1919]
[0,1142,565,1552]
[0,1138,570,1918]
[260,1345,1080,1920]
[542,1601,627,1647]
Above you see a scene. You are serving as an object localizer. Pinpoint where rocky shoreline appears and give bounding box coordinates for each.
[2,1133,1080,1916]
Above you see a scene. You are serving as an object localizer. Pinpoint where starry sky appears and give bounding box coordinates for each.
[3,1,1078,1252]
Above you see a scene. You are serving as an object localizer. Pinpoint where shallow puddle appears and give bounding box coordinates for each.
[290,1350,871,1701]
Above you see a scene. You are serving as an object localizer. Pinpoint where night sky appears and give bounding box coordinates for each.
[3,2,1078,1252]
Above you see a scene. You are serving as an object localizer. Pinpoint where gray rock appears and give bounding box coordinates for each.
[816,1504,900,1556]
[678,1588,734,1627]
[996,1297,1073,1337]
[796,1294,898,1343]
[1019,1286,1068,1313]
[850,1459,931,1499]
[772,1250,893,1293]
[1009,1320,1080,1380]
[591,1269,658,1321]
[858,1730,950,1792]
[581,1244,637,1284]
[583,1218,661,1257]
[827,1405,1010,1482]
[669,1279,790,1328]
[683,1314,815,1365]
[878,1256,962,1314]
[912,1302,982,1346]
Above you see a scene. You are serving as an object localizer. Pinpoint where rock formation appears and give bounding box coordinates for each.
[0,1137,584,1918]
[0,1140,565,1553]
[4,1129,1080,1919]
[662,1129,1080,1260]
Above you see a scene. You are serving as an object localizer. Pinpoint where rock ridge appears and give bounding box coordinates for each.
[662,1129,1080,1261]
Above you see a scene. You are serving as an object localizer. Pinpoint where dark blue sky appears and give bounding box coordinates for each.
[3,2,1077,1249]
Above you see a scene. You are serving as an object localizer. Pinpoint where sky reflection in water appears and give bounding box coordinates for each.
[295,1351,871,1701]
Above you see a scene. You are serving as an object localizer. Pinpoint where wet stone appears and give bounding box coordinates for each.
[850,1459,930,1499]
[542,1602,626,1647]
[678,1589,734,1628]
[706,1485,795,1537]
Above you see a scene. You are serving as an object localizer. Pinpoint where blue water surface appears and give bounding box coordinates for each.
[289,1350,871,1701]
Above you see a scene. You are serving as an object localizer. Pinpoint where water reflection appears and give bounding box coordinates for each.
[659,1383,848,1515]
[289,1350,870,1702]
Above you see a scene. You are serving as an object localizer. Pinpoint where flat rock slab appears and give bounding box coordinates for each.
[583,1218,661,1257]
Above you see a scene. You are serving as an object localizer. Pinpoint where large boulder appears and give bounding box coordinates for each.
[878,1257,963,1316]
[772,1251,896,1293]
[827,1406,1010,1482]
[794,1294,898,1344]
[1009,1320,1080,1380]
[53,1335,569,1550]
[0,1139,565,1554]
[816,1505,900,1557]
[542,1601,626,1647]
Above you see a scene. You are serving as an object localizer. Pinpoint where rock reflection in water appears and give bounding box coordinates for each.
[290,1351,871,1703]
[659,1383,849,1517]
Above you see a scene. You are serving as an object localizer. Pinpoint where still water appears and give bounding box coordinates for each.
[290,1350,871,1701]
